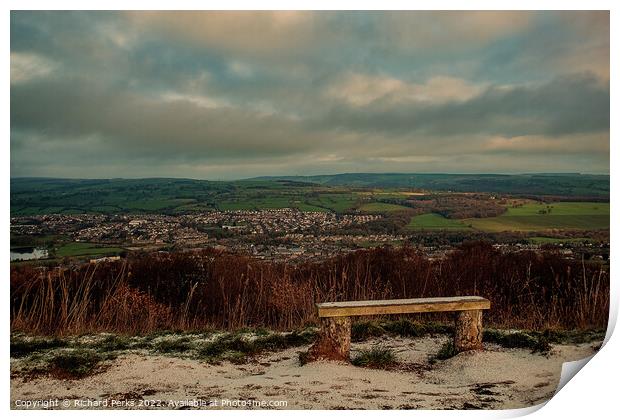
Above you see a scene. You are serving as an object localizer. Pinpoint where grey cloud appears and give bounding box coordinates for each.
[11,79,330,160]
[320,74,609,138]
[10,11,610,178]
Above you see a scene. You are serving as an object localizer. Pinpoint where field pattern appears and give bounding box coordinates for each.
[55,243,124,258]
[357,202,411,213]
[407,214,471,231]
[11,175,609,217]
[466,202,609,232]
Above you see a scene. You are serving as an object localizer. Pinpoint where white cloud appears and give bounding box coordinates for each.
[326,73,485,107]
[11,52,58,84]
[484,133,610,154]
[159,92,229,110]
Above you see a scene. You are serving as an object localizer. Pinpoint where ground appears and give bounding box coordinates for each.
[10,335,600,410]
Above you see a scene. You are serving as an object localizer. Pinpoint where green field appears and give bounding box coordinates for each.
[11,176,611,217]
[217,194,351,212]
[357,202,410,213]
[528,237,593,245]
[218,196,294,211]
[407,213,471,231]
[125,198,196,211]
[305,193,360,212]
[11,178,370,215]
[54,242,124,258]
[466,202,609,232]
[502,202,609,216]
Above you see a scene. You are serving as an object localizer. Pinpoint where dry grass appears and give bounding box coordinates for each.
[11,243,609,336]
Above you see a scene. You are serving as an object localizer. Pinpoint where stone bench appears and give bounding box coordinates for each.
[306,296,491,362]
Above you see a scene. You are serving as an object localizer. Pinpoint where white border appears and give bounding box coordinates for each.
[3,1,617,419]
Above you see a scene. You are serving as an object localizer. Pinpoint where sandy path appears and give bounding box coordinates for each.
[10,335,599,410]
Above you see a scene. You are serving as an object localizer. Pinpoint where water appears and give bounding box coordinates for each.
[10,247,49,261]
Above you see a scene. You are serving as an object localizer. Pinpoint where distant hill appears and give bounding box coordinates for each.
[10,173,609,217]
[250,173,610,197]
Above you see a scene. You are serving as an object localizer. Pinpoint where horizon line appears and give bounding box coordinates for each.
[9,171,611,182]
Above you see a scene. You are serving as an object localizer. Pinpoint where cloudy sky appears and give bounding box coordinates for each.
[11,11,609,179]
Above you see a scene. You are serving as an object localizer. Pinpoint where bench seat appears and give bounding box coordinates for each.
[317,296,491,318]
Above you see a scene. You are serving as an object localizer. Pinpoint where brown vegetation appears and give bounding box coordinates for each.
[11,243,608,335]
[378,194,506,219]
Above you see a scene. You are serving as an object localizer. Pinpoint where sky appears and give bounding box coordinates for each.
[10,11,610,179]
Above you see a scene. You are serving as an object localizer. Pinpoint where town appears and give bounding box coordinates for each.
[10,207,609,264]
[10,209,403,261]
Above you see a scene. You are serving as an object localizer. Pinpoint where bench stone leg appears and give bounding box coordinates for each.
[454,310,483,352]
[306,316,351,362]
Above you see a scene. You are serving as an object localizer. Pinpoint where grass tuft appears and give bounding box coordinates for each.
[384,319,453,337]
[351,321,386,342]
[198,334,253,359]
[298,350,311,366]
[539,328,606,345]
[91,335,132,352]
[351,346,397,368]
[47,349,108,378]
[483,329,551,354]
[197,329,316,362]
[351,319,453,342]
[152,337,192,354]
[10,336,68,358]
[429,340,457,364]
